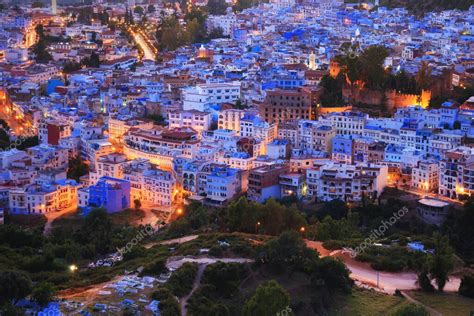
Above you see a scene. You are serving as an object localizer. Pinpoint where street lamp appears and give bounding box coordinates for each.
[256,221,261,234]
[300,226,305,237]
[177,208,183,215]
[69,264,78,272]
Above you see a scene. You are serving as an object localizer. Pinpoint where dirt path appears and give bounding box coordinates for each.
[43,206,77,235]
[144,235,199,249]
[180,264,206,316]
[165,256,254,316]
[401,291,442,316]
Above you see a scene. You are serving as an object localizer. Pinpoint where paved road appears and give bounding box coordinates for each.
[306,240,461,294]
[131,30,156,61]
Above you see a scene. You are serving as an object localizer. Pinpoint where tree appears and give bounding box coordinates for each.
[0,270,32,305]
[417,271,435,292]
[63,61,82,73]
[67,156,89,181]
[459,274,474,298]
[316,199,348,220]
[225,197,258,233]
[202,262,247,298]
[142,259,167,276]
[165,263,197,297]
[32,1,44,8]
[242,280,292,316]
[207,0,228,15]
[151,288,180,316]
[187,206,209,230]
[134,5,144,16]
[158,16,189,51]
[32,282,56,307]
[234,0,253,12]
[187,18,206,43]
[33,38,52,63]
[262,231,317,273]
[0,128,9,149]
[311,257,352,294]
[319,74,345,107]
[443,197,474,262]
[359,45,389,90]
[133,199,142,211]
[76,208,113,256]
[415,61,432,90]
[81,52,100,68]
[429,233,454,291]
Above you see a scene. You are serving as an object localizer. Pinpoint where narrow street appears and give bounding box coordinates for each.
[130,29,156,61]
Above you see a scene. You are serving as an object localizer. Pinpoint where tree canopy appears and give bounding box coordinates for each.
[242,280,291,316]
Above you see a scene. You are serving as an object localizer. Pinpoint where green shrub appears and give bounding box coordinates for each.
[459,274,474,298]
[166,263,198,297]
[391,304,429,316]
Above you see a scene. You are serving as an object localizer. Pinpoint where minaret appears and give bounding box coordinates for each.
[198,44,207,59]
[51,0,57,15]
[308,51,317,70]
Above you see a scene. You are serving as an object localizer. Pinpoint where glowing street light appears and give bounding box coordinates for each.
[69,264,78,272]
[177,208,183,215]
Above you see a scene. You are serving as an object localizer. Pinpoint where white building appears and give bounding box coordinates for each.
[306,162,388,202]
[168,110,212,133]
[141,169,177,207]
[324,112,367,136]
[411,160,439,192]
[9,180,78,214]
[207,12,237,36]
[218,109,246,133]
[182,82,241,111]
[439,147,474,199]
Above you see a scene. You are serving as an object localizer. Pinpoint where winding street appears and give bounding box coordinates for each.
[150,235,461,295]
[130,30,156,61]
[305,240,461,294]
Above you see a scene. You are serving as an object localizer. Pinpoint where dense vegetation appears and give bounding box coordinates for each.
[379,0,474,14]
[320,44,437,108]
[0,208,155,312]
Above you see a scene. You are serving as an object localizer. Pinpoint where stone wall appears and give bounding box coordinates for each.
[342,86,431,111]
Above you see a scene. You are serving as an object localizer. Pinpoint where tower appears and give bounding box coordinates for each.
[51,0,57,15]
[308,51,317,70]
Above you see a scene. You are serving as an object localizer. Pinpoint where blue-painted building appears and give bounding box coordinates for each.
[332,136,353,164]
[79,177,131,213]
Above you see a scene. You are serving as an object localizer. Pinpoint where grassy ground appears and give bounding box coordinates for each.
[51,210,84,231]
[331,289,410,316]
[109,208,145,225]
[7,213,46,228]
[408,291,474,316]
[51,209,146,230]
